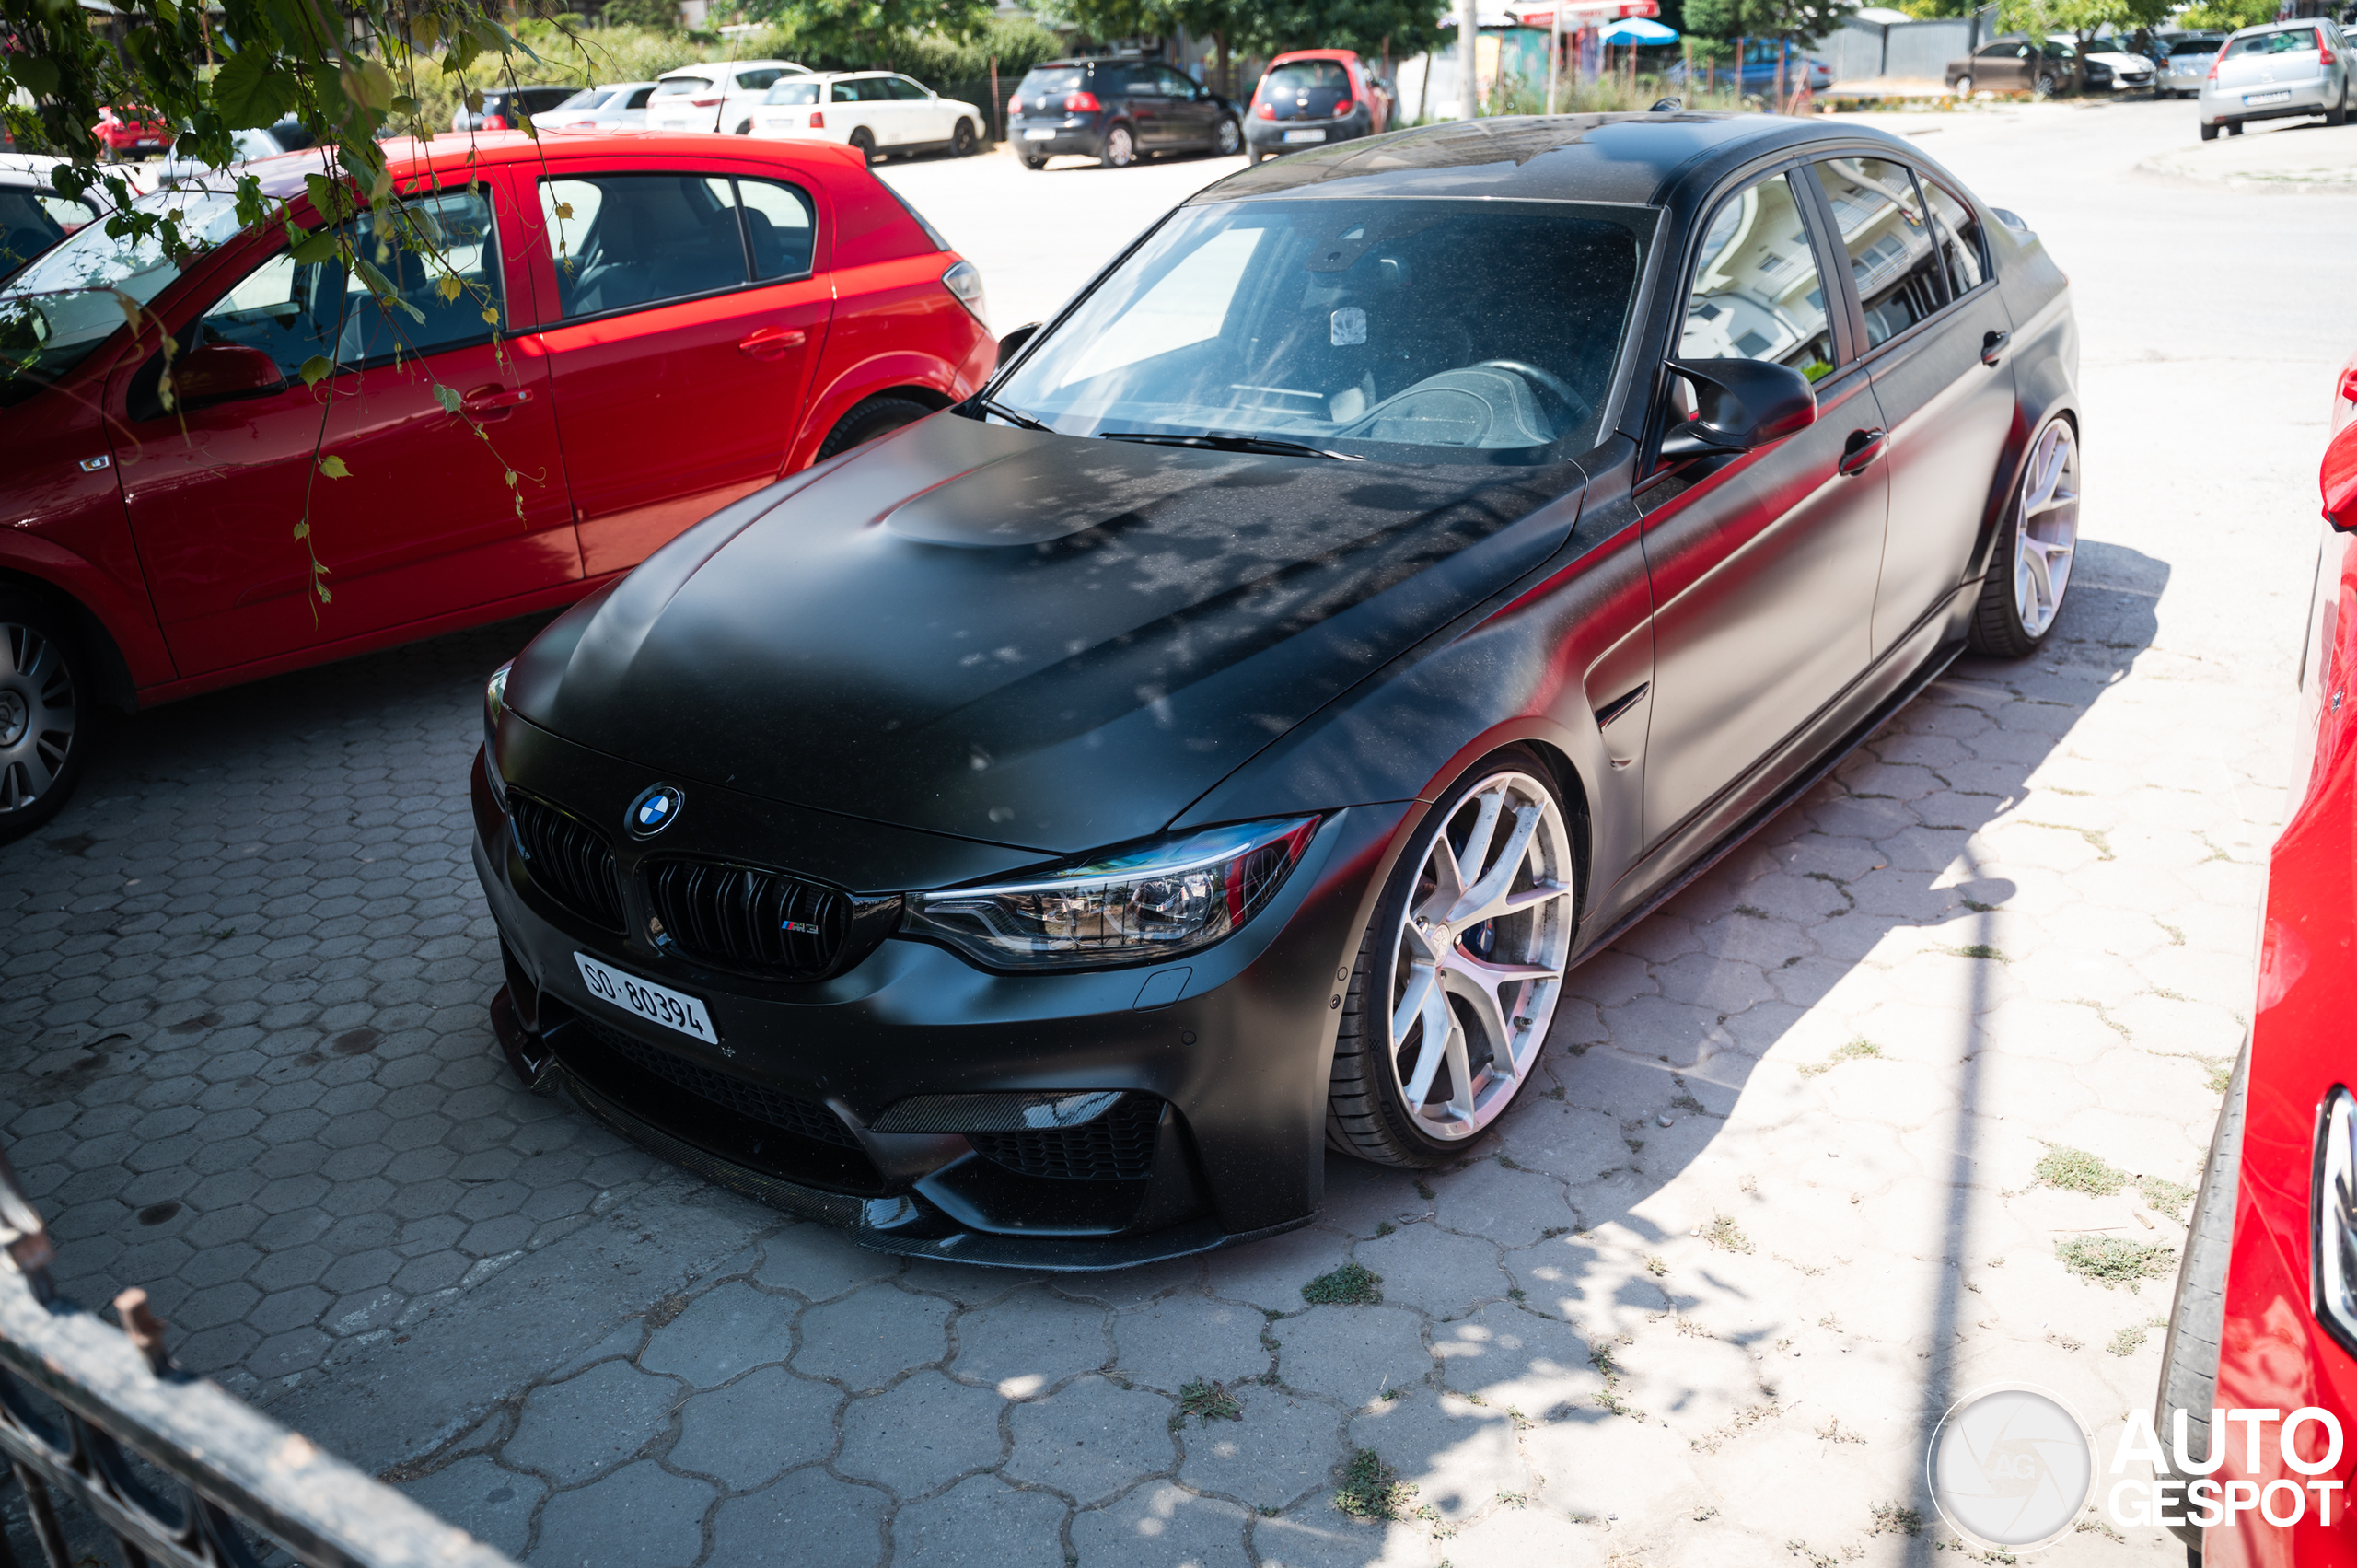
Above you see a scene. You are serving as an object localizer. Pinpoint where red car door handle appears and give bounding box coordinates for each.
[1838,427,1887,477]
[457,384,534,417]
[738,328,807,358]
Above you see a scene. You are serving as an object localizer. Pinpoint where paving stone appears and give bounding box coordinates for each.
[1253,1502,1435,1568]
[398,1455,543,1561]
[669,1365,842,1488]
[526,1460,711,1567]
[794,1286,951,1390]
[893,1474,1067,1568]
[1109,1296,1269,1393]
[1350,1225,1510,1319]
[1349,1388,1528,1524]
[706,1468,886,1568]
[751,1225,900,1301]
[951,1285,1111,1398]
[639,1281,798,1388]
[505,1360,681,1486]
[1271,1307,1430,1409]
[1203,1226,1352,1314]
[1073,1482,1252,1568]
[1004,1374,1176,1505]
[1175,1385,1344,1511]
[835,1370,1005,1497]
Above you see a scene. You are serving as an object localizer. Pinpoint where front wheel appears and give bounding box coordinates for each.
[1100,123,1135,168]
[951,118,977,157]
[1968,416,2081,657]
[2034,71,2060,99]
[1213,115,1242,156]
[1954,73,1973,98]
[0,589,96,846]
[1326,752,1578,1168]
[2200,119,2220,140]
[849,128,877,167]
[816,394,934,461]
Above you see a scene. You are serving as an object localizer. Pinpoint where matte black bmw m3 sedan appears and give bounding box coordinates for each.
[471,111,2080,1268]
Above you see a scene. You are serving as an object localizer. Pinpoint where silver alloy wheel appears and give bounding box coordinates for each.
[1955,73,1972,97]
[0,621,75,813]
[1215,117,1241,155]
[2013,418,2080,640]
[1104,125,1134,167]
[1384,770,1575,1143]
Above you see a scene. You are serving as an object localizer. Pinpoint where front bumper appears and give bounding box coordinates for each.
[469,730,1409,1268]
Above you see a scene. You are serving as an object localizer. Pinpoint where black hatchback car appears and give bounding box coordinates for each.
[1009,56,1243,169]
[474,113,2078,1269]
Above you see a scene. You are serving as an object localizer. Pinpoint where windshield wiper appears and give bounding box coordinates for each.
[974,395,1051,433]
[1098,431,1360,461]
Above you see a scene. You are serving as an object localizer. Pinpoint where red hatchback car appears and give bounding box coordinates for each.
[2155,414,2357,1564]
[92,106,171,159]
[0,130,994,841]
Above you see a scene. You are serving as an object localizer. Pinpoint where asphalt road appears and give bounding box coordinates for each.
[5,95,2354,1566]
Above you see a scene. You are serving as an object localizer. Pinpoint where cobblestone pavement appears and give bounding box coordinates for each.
[5,99,2351,1565]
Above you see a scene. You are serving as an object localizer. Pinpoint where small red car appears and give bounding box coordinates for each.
[92,106,170,158]
[2156,412,2357,1564]
[0,130,994,840]
[1243,50,1389,164]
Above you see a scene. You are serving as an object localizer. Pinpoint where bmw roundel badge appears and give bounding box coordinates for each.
[626,784,684,838]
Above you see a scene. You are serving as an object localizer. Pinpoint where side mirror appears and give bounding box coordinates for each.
[2322,419,2357,533]
[1658,356,1818,459]
[173,342,287,408]
[996,320,1043,366]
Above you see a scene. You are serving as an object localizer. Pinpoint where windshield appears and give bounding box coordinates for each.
[2227,28,2320,55]
[0,187,248,399]
[765,80,821,105]
[990,198,1643,465]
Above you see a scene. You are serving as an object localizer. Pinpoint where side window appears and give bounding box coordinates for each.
[737,180,816,280]
[542,174,746,319]
[1920,178,1987,296]
[1678,170,1837,381]
[737,69,786,93]
[194,250,339,377]
[1807,157,1947,350]
[627,87,656,110]
[887,76,930,100]
[833,78,877,103]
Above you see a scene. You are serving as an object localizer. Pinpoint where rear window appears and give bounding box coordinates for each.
[2170,37,2221,54]
[765,81,820,105]
[1266,61,1353,95]
[1018,66,1086,98]
[737,68,788,90]
[655,75,713,96]
[2226,28,2321,55]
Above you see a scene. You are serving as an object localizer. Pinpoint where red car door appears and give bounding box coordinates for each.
[108,172,576,677]
[524,158,833,578]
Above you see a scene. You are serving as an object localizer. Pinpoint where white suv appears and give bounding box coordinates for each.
[648,61,811,135]
[748,72,984,164]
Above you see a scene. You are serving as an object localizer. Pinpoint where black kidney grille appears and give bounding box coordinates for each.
[510,796,625,931]
[645,858,848,981]
[577,1017,858,1149]
[968,1095,1162,1181]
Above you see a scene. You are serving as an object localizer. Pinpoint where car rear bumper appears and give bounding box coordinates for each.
[1011,119,1107,156]
[2204,79,2335,119]
[1244,115,1369,153]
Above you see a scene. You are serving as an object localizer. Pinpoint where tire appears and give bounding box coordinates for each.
[2154,1040,2247,1557]
[1213,115,1242,156]
[816,395,934,461]
[2034,71,2060,99]
[2200,119,2220,140]
[1326,749,1578,1168]
[0,589,97,847]
[734,119,752,136]
[1021,156,1048,170]
[1954,73,1972,98]
[951,118,977,157]
[849,128,877,167]
[2330,84,2349,127]
[2229,119,2245,135]
[1968,415,2080,657]
[1099,123,1136,168]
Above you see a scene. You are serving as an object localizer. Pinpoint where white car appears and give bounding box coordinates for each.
[747,72,983,163]
[536,83,659,132]
[648,60,811,135]
[2073,40,2158,89]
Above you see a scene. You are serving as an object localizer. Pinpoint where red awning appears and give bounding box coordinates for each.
[1509,0,1660,24]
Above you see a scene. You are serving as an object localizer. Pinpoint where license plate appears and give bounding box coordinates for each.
[2247,89,2293,103]
[1025,127,1056,140]
[573,951,716,1042]
[1282,129,1328,144]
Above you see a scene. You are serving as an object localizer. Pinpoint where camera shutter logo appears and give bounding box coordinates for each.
[1928,1384,2096,1550]
[627,784,684,838]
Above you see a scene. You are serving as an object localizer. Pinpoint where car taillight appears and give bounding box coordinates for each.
[692,96,722,107]
[1008,94,1022,115]
[942,259,987,324]
[1335,98,1353,114]
[1063,91,1101,112]
[2209,52,2223,80]
[482,114,506,130]
[1256,100,1276,118]
[2340,366,2357,404]
[2324,41,2339,64]
[808,110,824,127]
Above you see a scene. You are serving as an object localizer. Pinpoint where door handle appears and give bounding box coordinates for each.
[1838,427,1887,477]
[737,327,807,358]
[1980,329,2011,366]
[457,383,534,418]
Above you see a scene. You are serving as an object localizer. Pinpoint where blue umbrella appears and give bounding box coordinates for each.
[1599,17,1678,42]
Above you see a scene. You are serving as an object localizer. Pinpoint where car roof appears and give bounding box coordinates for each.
[1269,50,1362,64]
[1031,56,1160,68]
[218,131,866,203]
[2232,17,2326,32]
[1200,111,1891,208]
[656,60,809,76]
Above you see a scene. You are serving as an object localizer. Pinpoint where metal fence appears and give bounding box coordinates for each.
[0,1149,512,1568]
[1817,12,1991,83]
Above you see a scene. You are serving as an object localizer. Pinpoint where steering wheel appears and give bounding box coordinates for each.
[1475,359,1591,430]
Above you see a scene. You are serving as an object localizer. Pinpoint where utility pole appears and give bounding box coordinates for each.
[1458,0,1478,119]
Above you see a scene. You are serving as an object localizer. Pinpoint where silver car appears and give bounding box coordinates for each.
[2159,34,2226,97]
[2200,17,2351,138]
[536,83,659,132]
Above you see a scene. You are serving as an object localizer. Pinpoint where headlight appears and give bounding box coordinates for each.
[482,661,513,807]
[902,816,1318,971]
[2316,1086,2357,1355]
[942,260,987,327]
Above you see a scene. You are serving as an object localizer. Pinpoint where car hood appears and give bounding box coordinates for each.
[510,412,1582,856]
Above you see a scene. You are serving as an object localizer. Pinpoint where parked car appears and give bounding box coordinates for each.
[450,85,584,133]
[2160,33,2228,96]
[2074,37,2157,89]
[2200,17,2352,138]
[0,156,104,279]
[748,72,983,164]
[0,132,993,842]
[137,122,317,193]
[2154,412,2357,1565]
[1243,49,1387,165]
[469,114,2075,1268]
[1007,56,1242,170]
[1703,39,1834,96]
[535,83,660,132]
[647,61,811,136]
[91,105,169,160]
[1947,36,2111,96]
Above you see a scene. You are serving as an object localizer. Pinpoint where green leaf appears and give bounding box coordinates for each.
[435,274,463,302]
[288,227,337,266]
[291,520,308,539]
[434,384,462,413]
[10,56,58,98]
[296,354,333,387]
[211,48,296,130]
[317,454,350,480]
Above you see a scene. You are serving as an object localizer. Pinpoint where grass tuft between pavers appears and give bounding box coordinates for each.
[1176,1377,1243,1425]
[2139,1175,2197,1219]
[2036,1145,2127,1197]
[2056,1234,2177,1292]
[1301,1261,1382,1307]
[1333,1447,1417,1520]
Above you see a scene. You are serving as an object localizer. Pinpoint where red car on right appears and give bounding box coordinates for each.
[2157,409,2357,1565]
